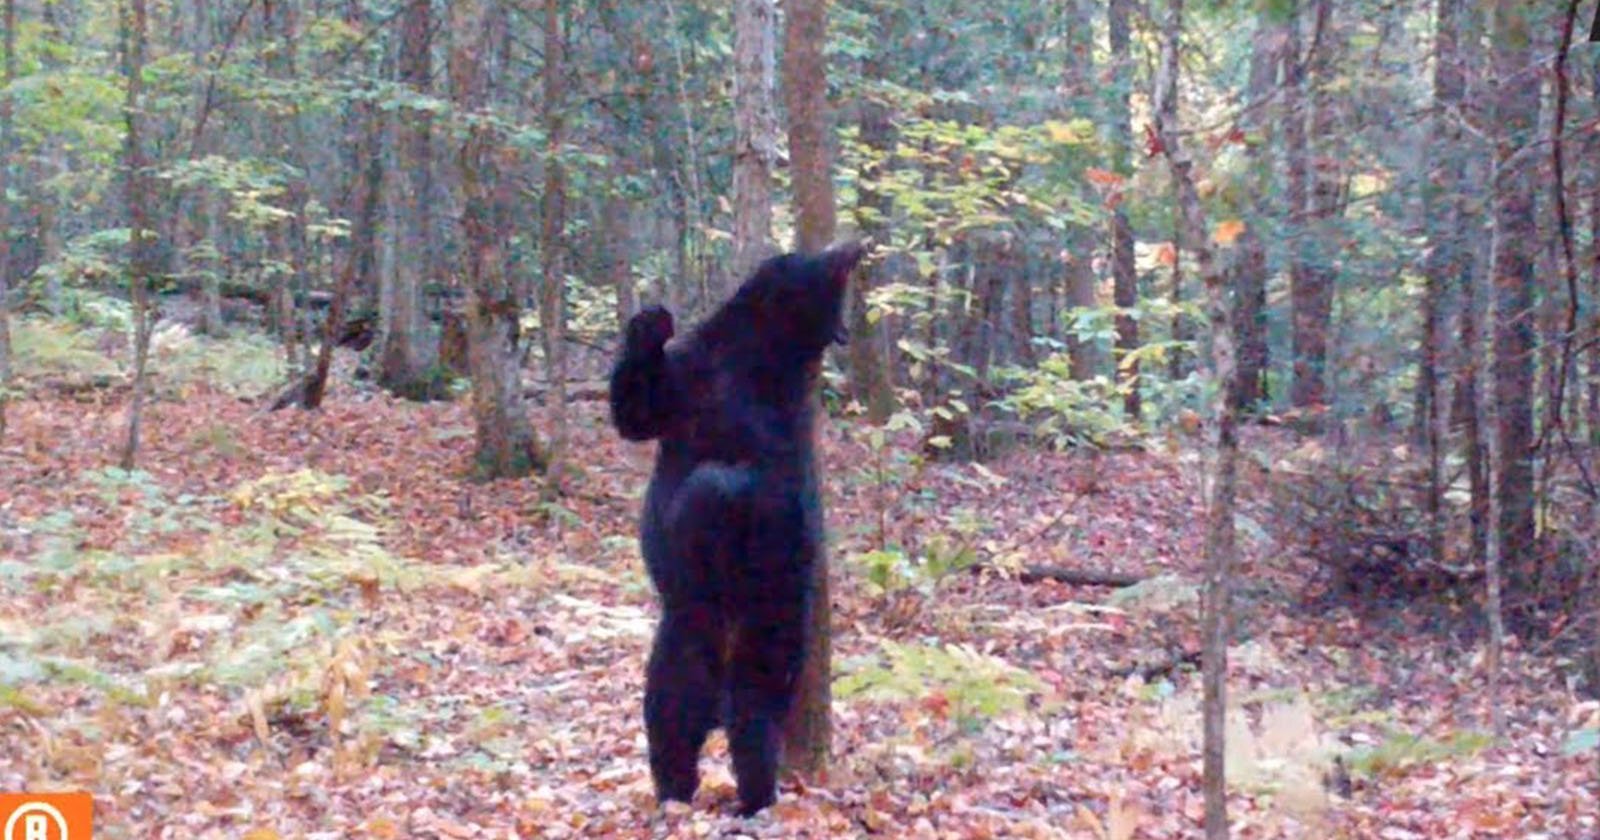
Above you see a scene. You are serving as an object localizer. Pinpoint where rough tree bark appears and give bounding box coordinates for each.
[1419,0,1467,563]
[1488,1,1540,606]
[540,0,570,494]
[1108,0,1139,419]
[379,0,438,397]
[730,0,778,286]
[780,0,840,780]
[1155,1,1238,835]
[120,0,156,470]
[1062,0,1100,380]
[449,0,543,480]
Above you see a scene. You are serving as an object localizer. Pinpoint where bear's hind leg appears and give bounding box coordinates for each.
[726,605,806,816]
[644,604,726,805]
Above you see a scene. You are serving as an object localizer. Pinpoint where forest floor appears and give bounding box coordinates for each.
[0,348,1596,838]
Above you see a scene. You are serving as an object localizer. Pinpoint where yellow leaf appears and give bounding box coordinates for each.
[1043,120,1079,143]
[1213,219,1247,246]
[241,829,281,840]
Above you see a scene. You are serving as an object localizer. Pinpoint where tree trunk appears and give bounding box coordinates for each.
[266,0,313,380]
[0,0,14,442]
[1230,12,1281,412]
[1283,3,1312,411]
[1453,3,1490,573]
[1288,0,1341,415]
[1489,1,1540,607]
[450,0,543,480]
[1419,0,1467,563]
[780,0,839,779]
[1062,0,1099,381]
[604,149,637,328]
[380,0,437,397]
[731,0,778,285]
[301,1,382,411]
[1155,4,1237,836]
[120,0,156,471]
[847,35,897,423]
[540,0,570,494]
[1108,0,1139,419]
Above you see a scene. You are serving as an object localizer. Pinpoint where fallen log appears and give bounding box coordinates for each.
[1017,566,1145,587]
[972,564,1145,587]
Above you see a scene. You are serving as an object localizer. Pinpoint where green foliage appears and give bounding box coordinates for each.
[11,316,120,379]
[854,534,980,599]
[148,324,286,397]
[836,639,1045,732]
[1342,728,1493,780]
[10,307,284,398]
[0,468,417,728]
[996,357,1128,450]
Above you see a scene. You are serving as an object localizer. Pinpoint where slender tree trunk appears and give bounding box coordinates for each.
[1108,0,1139,419]
[1490,1,1540,609]
[450,0,543,480]
[1289,0,1340,416]
[1167,178,1189,381]
[1231,12,1280,412]
[540,0,570,493]
[730,0,778,286]
[604,164,636,327]
[1449,2,1491,572]
[266,0,313,380]
[183,0,222,335]
[195,189,226,336]
[1063,0,1099,380]
[1283,3,1313,412]
[302,3,381,411]
[848,40,896,422]
[1156,5,1237,836]
[380,0,437,397]
[0,0,14,442]
[120,0,156,471]
[781,0,840,779]
[662,0,709,304]
[1420,0,1467,563]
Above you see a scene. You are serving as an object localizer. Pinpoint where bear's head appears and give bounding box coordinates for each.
[710,242,866,362]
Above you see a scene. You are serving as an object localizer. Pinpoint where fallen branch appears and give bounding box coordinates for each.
[1018,566,1145,587]
[972,564,1144,587]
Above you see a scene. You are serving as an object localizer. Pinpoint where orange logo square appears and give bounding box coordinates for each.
[0,794,92,840]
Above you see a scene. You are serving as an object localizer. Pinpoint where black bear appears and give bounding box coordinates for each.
[608,242,864,816]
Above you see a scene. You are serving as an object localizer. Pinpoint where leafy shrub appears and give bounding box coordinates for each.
[836,639,1046,733]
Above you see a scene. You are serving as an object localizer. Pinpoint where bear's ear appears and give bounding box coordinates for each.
[821,240,867,291]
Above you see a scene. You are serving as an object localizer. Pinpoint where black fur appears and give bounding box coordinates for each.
[608,244,863,815]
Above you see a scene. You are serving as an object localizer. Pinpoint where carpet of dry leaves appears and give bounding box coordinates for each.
[0,378,1595,839]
